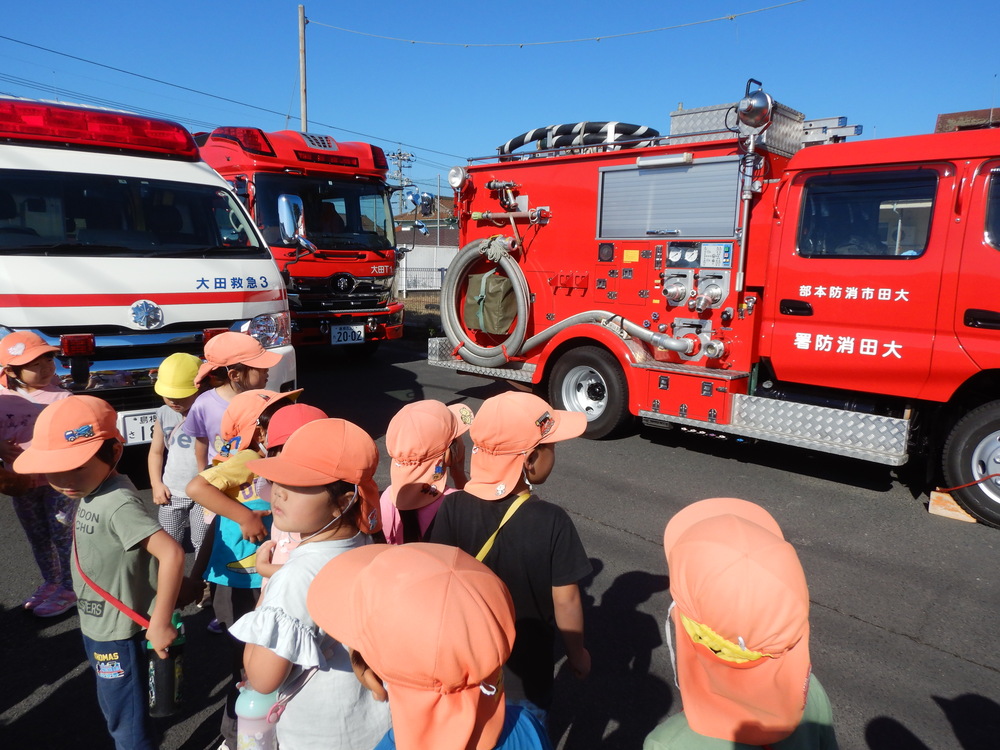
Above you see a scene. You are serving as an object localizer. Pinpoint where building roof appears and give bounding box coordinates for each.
[935,108,1000,133]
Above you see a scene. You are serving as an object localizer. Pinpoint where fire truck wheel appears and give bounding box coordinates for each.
[942,400,1000,528]
[549,346,632,440]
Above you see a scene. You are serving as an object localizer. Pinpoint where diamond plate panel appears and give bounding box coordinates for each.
[732,394,909,457]
[426,337,535,383]
[669,101,805,157]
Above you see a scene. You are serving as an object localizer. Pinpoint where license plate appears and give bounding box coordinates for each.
[330,325,365,345]
[119,409,158,446]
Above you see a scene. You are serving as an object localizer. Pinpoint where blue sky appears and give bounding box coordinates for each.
[2,1,997,196]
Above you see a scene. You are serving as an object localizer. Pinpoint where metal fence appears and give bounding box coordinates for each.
[399,266,447,292]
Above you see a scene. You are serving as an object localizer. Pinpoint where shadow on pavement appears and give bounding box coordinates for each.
[866,693,1000,750]
[550,560,673,749]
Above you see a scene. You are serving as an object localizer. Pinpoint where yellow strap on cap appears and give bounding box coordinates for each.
[679,613,773,664]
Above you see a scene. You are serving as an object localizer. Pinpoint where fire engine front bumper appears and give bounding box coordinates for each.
[290,304,404,347]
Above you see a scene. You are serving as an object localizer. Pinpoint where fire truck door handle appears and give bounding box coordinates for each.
[779,299,813,316]
[964,308,1000,330]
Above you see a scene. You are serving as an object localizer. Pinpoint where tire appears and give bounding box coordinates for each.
[942,400,1000,528]
[548,346,633,439]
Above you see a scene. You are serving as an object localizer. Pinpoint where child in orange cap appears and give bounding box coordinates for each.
[645,498,838,749]
[229,418,389,750]
[307,542,553,750]
[253,402,329,587]
[427,391,592,719]
[0,330,77,616]
[186,388,299,750]
[186,331,281,471]
[14,396,184,750]
[147,352,209,556]
[380,399,474,544]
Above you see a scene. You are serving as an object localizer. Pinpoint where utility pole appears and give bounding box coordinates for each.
[299,5,308,132]
[387,149,414,213]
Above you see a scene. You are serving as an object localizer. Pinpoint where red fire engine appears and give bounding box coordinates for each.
[197,128,403,351]
[429,80,1000,527]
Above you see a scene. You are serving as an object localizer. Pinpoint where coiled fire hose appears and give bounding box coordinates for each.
[440,237,694,368]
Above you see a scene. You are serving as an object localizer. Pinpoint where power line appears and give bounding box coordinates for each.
[0,34,466,160]
[309,1,806,47]
[0,72,221,131]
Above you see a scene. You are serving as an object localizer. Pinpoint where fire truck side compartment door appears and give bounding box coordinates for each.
[597,156,740,239]
[953,161,1000,371]
[768,167,950,399]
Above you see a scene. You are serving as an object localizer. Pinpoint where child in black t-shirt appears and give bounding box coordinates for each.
[427,391,591,718]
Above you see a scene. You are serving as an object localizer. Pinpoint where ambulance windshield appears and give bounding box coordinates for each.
[252,173,395,251]
[0,170,269,258]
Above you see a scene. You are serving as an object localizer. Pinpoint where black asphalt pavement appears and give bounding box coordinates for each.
[2,338,999,749]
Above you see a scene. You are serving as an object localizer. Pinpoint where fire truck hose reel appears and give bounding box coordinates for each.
[442,238,531,368]
[442,239,695,367]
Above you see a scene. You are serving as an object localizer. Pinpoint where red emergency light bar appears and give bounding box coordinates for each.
[0,99,199,160]
[371,146,388,170]
[209,127,276,157]
[293,150,360,168]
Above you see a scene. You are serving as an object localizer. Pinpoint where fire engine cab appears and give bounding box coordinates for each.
[428,80,1000,527]
[0,98,295,443]
[197,128,403,352]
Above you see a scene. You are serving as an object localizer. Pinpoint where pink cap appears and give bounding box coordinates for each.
[218,389,301,459]
[386,400,474,510]
[14,396,124,474]
[194,331,281,385]
[249,419,381,534]
[307,543,514,750]
[266,403,329,449]
[465,392,585,500]
[664,498,812,745]
[0,331,58,367]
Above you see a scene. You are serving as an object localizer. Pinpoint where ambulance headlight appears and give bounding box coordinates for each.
[448,165,469,192]
[245,311,291,348]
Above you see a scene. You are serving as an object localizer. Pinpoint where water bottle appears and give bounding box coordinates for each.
[146,611,185,717]
[235,685,280,750]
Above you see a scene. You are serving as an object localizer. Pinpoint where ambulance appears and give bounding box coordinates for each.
[0,98,295,444]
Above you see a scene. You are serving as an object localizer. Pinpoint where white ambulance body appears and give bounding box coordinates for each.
[0,98,295,443]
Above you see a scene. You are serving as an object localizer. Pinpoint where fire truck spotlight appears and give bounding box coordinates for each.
[737,81,774,131]
[448,165,469,191]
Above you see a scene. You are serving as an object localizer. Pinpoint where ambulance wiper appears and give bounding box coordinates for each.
[150,246,252,258]
[33,242,133,255]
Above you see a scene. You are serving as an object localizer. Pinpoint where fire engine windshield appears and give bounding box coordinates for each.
[253,174,395,251]
[0,170,267,258]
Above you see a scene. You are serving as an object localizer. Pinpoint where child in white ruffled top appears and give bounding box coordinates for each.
[230,418,391,750]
